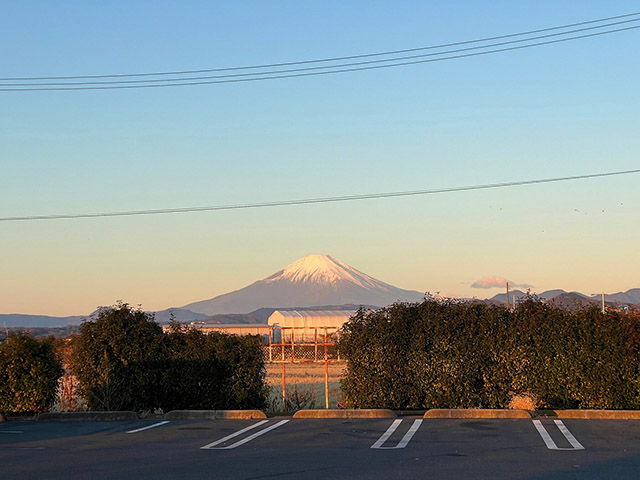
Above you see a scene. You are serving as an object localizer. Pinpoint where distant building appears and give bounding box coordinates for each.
[161,308,357,346]
[162,310,356,363]
[267,309,357,342]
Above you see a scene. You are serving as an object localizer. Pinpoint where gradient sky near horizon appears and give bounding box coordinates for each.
[2,1,639,316]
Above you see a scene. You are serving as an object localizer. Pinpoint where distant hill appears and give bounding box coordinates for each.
[0,314,84,328]
[489,290,527,304]
[490,289,591,304]
[153,308,208,323]
[603,288,640,305]
[547,292,602,311]
[488,288,639,309]
[1,307,205,328]
[538,289,589,300]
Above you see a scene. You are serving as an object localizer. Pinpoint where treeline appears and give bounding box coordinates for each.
[339,297,640,410]
[0,302,268,414]
[1,325,81,342]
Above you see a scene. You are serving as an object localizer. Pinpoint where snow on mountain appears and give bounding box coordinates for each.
[182,254,424,315]
[265,254,398,290]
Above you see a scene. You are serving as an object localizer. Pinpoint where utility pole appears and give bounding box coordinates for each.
[506,282,510,310]
[601,292,605,314]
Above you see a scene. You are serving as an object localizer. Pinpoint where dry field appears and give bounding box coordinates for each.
[265,362,346,411]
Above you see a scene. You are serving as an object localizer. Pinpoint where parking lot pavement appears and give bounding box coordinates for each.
[2,418,640,479]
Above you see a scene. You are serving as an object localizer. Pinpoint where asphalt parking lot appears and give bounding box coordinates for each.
[2,417,640,479]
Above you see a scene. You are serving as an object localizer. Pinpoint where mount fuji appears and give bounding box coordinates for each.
[182,254,425,315]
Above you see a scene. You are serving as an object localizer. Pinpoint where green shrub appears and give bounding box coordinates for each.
[0,333,63,413]
[205,332,269,410]
[158,323,267,411]
[71,303,268,412]
[71,302,164,411]
[339,297,640,410]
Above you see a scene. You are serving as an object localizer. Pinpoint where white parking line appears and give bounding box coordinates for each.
[201,419,290,450]
[371,419,422,449]
[554,420,585,450]
[532,419,585,451]
[371,419,401,448]
[200,420,268,449]
[126,421,170,434]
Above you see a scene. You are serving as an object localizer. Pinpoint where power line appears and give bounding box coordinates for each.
[3,18,638,88]
[1,169,637,222]
[2,25,638,92]
[2,11,638,81]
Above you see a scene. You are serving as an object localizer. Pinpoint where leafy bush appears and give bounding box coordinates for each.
[71,303,268,412]
[339,297,640,410]
[71,302,164,411]
[205,332,269,410]
[0,333,63,413]
[158,323,268,411]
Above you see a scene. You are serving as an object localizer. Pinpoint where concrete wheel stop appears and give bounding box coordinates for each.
[163,410,267,420]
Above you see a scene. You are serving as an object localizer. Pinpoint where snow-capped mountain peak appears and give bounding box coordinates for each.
[266,254,377,287]
[182,254,425,315]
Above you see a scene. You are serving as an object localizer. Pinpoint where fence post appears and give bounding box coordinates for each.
[324,340,329,409]
[282,362,286,407]
[314,328,318,362]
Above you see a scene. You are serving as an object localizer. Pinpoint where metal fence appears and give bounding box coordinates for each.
[262,326,340,363]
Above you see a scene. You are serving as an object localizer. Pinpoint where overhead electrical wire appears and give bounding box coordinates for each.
[1,13,639,91]
[2,18,638,88]
[2,26,638,91]
[2,11,639,81]
[1,169,638,222]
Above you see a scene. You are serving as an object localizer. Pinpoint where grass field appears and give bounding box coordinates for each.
[265,362,346,411]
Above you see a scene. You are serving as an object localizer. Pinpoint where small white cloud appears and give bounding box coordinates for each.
[471,276,534,290]
[471,276,509,289]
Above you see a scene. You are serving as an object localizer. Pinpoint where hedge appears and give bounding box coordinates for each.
[71,303,165,411]
[339,297,640,410]
[71,303,268,412]
[0,333,63,413]
[158,323,268,411]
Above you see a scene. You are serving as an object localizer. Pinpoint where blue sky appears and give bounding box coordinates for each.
[1,1,639,315]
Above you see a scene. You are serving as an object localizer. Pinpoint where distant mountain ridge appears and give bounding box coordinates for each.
[1,308,206,328]
[182,254,425,315]
[604,288,640,305]
[0,314,85,328]
[489,288,640,306]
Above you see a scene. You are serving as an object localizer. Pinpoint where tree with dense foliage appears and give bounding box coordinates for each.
[71,302,164,411]
[0,332,63,413]
[71,304,268,412]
